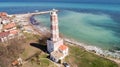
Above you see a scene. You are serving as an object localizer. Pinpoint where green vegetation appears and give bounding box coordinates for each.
[21,47,57,67]
[21,33,118,67]
[0,36,26,67]
[23,32,40,42]
[38,58,57,67]
[23,52,57,67]
[2,33,116,67]
[65,44,118,67]
[20,33,57,67]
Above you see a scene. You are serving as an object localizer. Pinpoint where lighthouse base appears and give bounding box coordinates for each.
[47,38,63,53]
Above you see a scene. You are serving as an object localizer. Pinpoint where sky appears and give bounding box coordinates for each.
[0,0,120,4]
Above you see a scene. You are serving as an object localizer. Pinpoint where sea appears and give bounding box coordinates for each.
[0,2,120,51]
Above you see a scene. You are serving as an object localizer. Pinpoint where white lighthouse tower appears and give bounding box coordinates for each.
[47,9,63,53]
[50,9,60,42]
[47,9,68,62]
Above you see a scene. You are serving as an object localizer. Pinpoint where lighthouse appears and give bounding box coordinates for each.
[47,9,63,53]
[47,9,68,62]
[50,9,59,42]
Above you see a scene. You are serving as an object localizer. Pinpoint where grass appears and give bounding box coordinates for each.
[20,33,57,67]
[21,46,57,67]
[38,58,57,67]
[20,33,118,67]
[65,44,118,67]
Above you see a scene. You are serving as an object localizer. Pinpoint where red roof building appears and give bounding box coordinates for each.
[0,12,7,17]
[0,31,10,38]
[4,23,16,29]
[59,45,68,51]
[10,30,19,35]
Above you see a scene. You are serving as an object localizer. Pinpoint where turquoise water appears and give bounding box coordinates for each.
[34,10,120,50]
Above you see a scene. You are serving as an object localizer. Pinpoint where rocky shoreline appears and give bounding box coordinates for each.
[29,14,120,64]
[14,12,120,64]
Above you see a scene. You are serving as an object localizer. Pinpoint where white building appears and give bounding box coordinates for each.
[47,9,68,62]
[0,24,3,32]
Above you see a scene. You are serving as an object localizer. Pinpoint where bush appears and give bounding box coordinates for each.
[0,39,25,67]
